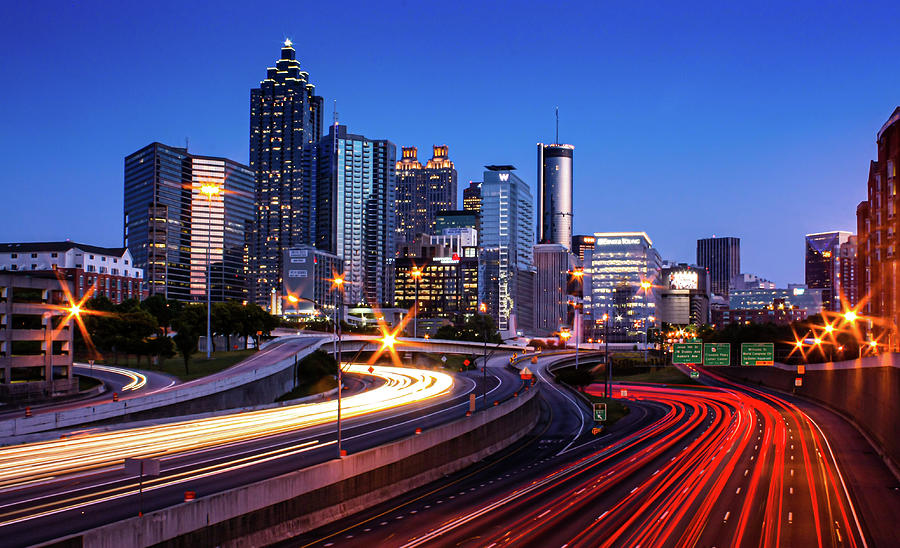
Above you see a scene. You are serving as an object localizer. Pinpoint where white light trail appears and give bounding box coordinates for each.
[0,364,453,488]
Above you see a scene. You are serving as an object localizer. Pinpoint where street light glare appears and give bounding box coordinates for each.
[68,304,81,316]
[199,184,221,197]
[843,311,858,322]
[380,333,396,350]
[824,324,834,333]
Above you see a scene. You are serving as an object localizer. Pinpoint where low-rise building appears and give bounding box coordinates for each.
[395,233,478,321]
[729,285,824,315]
[712,298,808,327]
[657,264,710,326]
[0,242,144,304]
[1,272,77,403]
[281,245,343,318]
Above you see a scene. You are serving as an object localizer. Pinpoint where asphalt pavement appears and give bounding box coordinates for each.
[0,357,521,546]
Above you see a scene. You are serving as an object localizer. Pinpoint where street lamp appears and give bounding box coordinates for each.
[331,274,346,458]
[199,183,221,360]
[479,302,488,407]
[602,312,610,398]
[410,267,422,339]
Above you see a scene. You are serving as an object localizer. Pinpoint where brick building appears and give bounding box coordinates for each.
[857,106,900,351]
[0,242,145,304]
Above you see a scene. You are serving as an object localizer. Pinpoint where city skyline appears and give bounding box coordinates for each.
[3,2,900,286]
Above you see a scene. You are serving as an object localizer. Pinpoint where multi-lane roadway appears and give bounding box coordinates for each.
[293,354,878,548]
[0,342,893,547]
[0,358,525,546]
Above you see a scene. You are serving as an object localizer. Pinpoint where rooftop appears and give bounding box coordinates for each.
[0,241,128,257]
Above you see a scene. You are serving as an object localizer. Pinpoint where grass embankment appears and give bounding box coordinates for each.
[612,367,700,385]
[579,355,701,386]
[77,375,102,392]
[581,394,630,425]
[554,367,630,427]
[276,350,339,402]
[419,352,477,372]
[82,349,258,382]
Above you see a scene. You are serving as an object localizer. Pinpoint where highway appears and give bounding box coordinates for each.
[0,356,523,546]
[292,356,873,548]
[0,335,328,437]
[0,363,177,421]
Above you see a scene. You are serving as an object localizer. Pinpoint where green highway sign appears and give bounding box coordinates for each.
[593,402,607,422]
[673,342,703,364]
[741,343,775,366]
[703,343,731,366]
[690,371,700,379]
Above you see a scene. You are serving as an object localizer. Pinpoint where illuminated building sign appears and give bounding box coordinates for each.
[433,256,460,264]
[793,287,805,296]
[595,238,641,247]
[668,270,698,290]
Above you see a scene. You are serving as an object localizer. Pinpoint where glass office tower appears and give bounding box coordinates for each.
[480,165,535,332]
[395,145,457,250]
[124,143,254,302]
[537,143,574,250]
[697,236,740,298]
[805,231,852,312]
[589,232,661,340]
[248,39,324,308]
[315,124,396,306]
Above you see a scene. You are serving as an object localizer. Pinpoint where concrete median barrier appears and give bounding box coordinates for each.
[40,385,540,548]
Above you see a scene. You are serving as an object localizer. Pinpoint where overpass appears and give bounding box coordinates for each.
[0,334,528,440]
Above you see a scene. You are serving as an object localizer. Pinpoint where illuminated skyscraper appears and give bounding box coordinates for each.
[463,181,482,213]
[805,231,852,312]
[248,39,324,308]
[124,143,254,302]
[315,125,396,306]
[537,143,574,250]
[696,237,740,298]
[394,145,457,249]
[858,107,900,351]
[480,165,534,332]
[533,243,573,335]
[589,232,661,340]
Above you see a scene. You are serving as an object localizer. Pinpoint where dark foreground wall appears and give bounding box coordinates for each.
[714,366,899,472]
[42,387,540,548]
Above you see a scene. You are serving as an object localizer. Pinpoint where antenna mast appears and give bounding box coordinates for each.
[555,106,559,144]
[333,100,338,126]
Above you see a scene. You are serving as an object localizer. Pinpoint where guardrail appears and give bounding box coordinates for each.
[0,336,328,439]
[41,384,541,548]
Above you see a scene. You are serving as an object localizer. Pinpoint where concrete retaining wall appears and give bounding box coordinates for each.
[714,365,900,472]
[0,337,327,439]
[43,387,540,548]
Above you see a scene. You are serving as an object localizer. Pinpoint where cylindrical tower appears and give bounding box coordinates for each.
[537,143,574,250]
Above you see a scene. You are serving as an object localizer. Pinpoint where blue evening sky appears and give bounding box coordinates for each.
[2,1,898,286]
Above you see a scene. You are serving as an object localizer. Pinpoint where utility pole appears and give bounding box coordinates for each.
[604,309,610,398]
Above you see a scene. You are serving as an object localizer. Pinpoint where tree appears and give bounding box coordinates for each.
[435,314,501,343]
[555,368,593,390]
[117,308,159,366]
[212,302,245,351]
[172,304,205,375]
[141,295,181,335]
